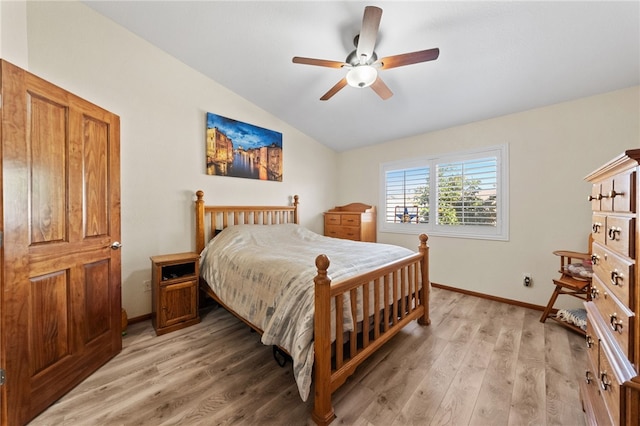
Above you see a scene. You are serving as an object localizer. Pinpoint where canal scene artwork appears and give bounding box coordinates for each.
[206,112,283,181]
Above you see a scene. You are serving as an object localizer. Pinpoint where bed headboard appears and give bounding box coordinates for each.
[195,190,299,253]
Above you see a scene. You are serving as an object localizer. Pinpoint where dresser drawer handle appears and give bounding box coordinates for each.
[588,194,603,201]
[585,334,594,348]
[600,371,611,391]
[610,269,623,287]
[590,254,600,266]
[585,370,593,384]
[590,285,600,299]
[607,226,621,240]
[592,222,602,233]
[610,313,624,333]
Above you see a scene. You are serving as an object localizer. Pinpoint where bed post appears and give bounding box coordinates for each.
[195,190,205,254]
[293,195,299,224]
[418,233,430,326]
[312,254,335,426]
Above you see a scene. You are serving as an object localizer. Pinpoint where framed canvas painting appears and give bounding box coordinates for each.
[205,112,283,181]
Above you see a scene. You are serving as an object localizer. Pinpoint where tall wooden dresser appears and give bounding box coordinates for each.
[324,202,376,242]
[582,149,640,425]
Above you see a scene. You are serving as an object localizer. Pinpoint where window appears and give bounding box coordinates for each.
[379,144,509,240]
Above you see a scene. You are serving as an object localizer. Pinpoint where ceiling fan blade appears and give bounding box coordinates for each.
[378,48,440,70]
[370,76,393,100]
[320,78,348,101]
[356,6,383,64]
[292,57,346,69]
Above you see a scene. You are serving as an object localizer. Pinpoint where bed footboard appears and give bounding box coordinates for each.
[312,234,430,425]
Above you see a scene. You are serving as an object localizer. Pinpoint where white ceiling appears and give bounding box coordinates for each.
[83,1,639,152]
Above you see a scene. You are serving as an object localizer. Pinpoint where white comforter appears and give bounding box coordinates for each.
[199,224,414,401]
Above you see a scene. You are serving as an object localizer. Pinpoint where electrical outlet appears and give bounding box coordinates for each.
[523,273,532,287]
[144,280,152,292]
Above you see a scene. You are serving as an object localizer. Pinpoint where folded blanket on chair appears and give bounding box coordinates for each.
[564,262,593,280]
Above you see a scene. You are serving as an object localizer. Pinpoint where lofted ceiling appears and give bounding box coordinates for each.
[83,1,639,152]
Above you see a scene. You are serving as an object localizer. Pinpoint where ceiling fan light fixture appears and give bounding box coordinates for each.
[346,65,377,88]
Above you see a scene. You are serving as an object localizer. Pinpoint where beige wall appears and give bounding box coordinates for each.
[24,1,339,318]
[0,1,28,69]
[15,1,640,316]
[337,86,640,307]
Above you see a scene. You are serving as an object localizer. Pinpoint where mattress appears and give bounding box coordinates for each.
[199,223,414,400]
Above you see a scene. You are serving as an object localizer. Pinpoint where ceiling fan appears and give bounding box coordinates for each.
[292,5,440,101]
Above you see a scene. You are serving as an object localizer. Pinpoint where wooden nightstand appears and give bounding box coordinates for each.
[150,252,201,335]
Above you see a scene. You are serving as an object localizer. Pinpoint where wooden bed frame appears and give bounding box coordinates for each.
[194,190,430,425]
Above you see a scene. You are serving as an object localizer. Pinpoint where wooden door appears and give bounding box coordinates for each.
[0,60,122,425]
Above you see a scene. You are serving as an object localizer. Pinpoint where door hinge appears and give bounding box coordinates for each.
[0,369,5,386]
[0,231,3,248]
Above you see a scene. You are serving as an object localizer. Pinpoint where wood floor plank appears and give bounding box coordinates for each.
[468,320,523,425]
[508,310,548,425]
[29,287,589,426]
[469,300,502,344]
[356,344,433,424]
[544,321,586,425]
[391,328,480,424]
[429,339,494,426]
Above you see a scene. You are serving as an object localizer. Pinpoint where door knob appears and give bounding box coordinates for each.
[110,241,122,250]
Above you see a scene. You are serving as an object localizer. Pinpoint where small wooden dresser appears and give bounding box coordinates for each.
[582,149,640,425]
[324,202,376,242]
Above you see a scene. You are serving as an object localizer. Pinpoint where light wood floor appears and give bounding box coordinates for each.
[30,287,587,425]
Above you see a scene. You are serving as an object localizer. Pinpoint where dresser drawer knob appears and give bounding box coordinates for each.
[585,370,593,384]
[592,222,602,233]
[591,254,600,265]
[607,226,621,240]
[588,194,603,201]
[610,269,623,287]
[600,371,611,391]
[609,313,624,333]
[585,334,594,348]
[608,189,625,199]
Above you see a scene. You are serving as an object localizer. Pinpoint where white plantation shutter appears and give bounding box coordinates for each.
[384,167,430,224]
[380,144,509,241]
[436,157,497,226]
